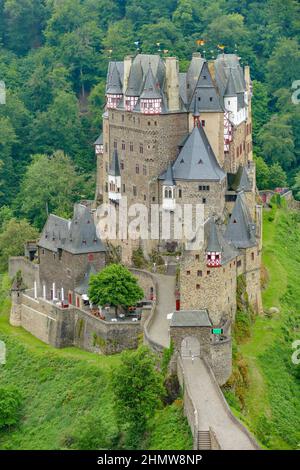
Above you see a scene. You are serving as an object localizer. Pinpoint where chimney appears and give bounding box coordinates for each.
[244,65,251,91]
[123,55,133,95]
[208,60,216,81]
[165,57,180,112]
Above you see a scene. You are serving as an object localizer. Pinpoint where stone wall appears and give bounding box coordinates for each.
[9,257,40,289]
[171,326,212,362]
[210,338,232,385]
[14,293,141,354]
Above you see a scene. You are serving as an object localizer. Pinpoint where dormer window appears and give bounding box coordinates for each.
[82,240,87,245]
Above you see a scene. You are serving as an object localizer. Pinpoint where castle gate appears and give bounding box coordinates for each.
[181,336,200,357]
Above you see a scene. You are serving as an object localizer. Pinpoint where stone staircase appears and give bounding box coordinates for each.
[197,431,212,450]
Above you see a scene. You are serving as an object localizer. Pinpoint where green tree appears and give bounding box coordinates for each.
[292,171,300,200]
[3,0,47,55]
[258,114,295,170]
[255,156,270,189]
[111,346,164,448]
[0,218,38,270]
[252,81,270,147]
[0,386,22,429]
[88,264,144,317]
[0,116,17,204]
[268,163,288,189]
[206,13,249,50]
[17,151,88,228]
[0,205,13,232]
[266,38,300,94]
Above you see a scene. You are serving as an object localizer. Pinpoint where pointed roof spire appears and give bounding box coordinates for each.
[193,96,200,117]
[224,68,236,97]
[140,64,161,100]
[207,219,222,252]
[163,162,176,186]
[109,149,121,177]
[106,62,122,95]
[224,193,256,248]
[170,126,226,181]
[237,166,252,192]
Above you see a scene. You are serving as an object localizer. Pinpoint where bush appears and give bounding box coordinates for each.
[0,386,22,429]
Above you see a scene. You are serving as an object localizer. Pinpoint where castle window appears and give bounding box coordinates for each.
[120,161,124,170]
[114,140,117,149]
[136,164,140,174]
[105,162,108,172]
[122,184,126,193]
[133,186,137,196]
[237,260,242,267]
[144,194,147,201]
[130,142,133,152]
[152,197,156,202]
[121,114,124,122]
[199,185,209,191]
[143,165,147,175]
[105,143,108,153]
[148,121,151,126]
[203,75,207,79]
[82,240,87,245]
[178,189,182,198]
[202,198,206,204]
[233,219,237,224]
[196,284,200,290]
[207,270,210,275]
[201,120,205,127]
[209,97,213,102]
[251,252,255,260]
[139,143,143,154]
[121,141,125,150]
[186,270,191,275]
[58,248,62,261]
[154,121,157,126]
[197,270,202,277]
[195,254,199,261]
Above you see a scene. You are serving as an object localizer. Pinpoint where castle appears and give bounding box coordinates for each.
[9,52,262,387]
[94,52,262,335]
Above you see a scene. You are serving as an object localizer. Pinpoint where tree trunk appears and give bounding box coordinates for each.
[114,305,118,318]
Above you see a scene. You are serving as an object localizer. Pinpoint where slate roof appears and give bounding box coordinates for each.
[207,219,222,252]
[224,68,236,97]
[140,64,162,100]
[224,192,256,249]
[188,62,223,113]
[106,62,123,95]
[38,204,106,254]
[75,264,97,295]
[170,309,212,327]
[203,218,238,264]
[94,133,103,145]
[227,166,252,192]
[215,55,246,94]
[109,149,121,177]
[163,162,175,186]
[166,126,226,181]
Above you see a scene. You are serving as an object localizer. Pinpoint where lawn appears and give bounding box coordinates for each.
[0,275,192,450]
[232,206,300,449]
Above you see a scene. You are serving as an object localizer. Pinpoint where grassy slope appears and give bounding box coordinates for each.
[0,285,192,450]
[231,207,300,449]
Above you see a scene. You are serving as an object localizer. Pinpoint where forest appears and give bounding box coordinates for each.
[0,0,299,257]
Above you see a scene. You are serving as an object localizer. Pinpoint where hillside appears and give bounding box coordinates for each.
[0,297,192,450]
[225,204,300,449]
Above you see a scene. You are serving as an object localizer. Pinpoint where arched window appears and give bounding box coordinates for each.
[164,188,169,198]
[168,189,172,198]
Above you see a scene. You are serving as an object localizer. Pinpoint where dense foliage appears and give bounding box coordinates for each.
[88,264,144,315]
[111,346,165,448]
[224,206,300,449]
[0,0,299,224]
